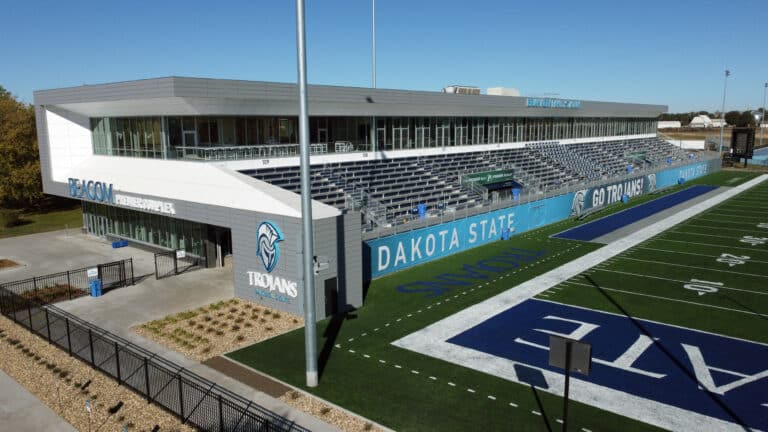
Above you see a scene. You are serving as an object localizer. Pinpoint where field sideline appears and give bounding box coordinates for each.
[228,170,765,431]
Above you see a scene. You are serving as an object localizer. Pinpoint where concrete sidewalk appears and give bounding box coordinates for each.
[0,229,156,283]
[0,369,77,432]
[56,268,340,432]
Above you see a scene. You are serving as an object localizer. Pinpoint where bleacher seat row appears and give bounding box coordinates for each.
[241,137,693,226]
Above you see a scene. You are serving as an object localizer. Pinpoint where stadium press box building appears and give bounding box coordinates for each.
[33,77,716,318]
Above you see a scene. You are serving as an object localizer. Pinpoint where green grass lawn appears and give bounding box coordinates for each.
[0,207,82,239]
[228,170,763,431]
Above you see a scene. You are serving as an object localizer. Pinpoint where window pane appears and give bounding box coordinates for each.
[198,117,211,145]
[168,117,182,148]
[222,118,236,145]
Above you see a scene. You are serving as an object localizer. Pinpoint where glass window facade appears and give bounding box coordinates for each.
[91,115,657,161]
[83,202,206,257]
[91,117,164,159]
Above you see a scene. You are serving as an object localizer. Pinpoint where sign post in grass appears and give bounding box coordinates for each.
[549,336,592,432]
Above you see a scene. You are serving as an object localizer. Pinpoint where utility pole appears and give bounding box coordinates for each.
[295,0,318,387]
[719,69,730,155]
[762,82,767,148]
[369,0,377,153]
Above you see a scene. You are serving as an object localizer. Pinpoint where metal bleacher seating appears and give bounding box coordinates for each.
[241,137,693,227]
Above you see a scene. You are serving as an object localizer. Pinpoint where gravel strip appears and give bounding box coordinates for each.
[134,298,304,362]
[0,314,196,432]
[279,391,383,432]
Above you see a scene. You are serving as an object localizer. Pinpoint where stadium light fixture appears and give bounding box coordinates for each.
[295,0,318,387]
[719,69,730,155]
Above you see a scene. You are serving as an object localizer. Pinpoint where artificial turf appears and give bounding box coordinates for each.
[542,177,768,343]
[228,169,763,431]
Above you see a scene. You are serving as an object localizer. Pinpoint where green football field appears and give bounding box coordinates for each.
[228,170,765,432]
[543,182,768,344]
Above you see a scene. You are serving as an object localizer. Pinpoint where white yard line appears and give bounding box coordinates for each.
[611,256,768,280]
[683,224,763,233]
[704,212,764,220]
[635,246,768,264]
[393,174,768,432]
[718,204,765,215]
[584,268,768,295]
[716,204,768,210]
[668,231,750,240]
[565,281,768,317]
[650,238,768,254]
[693,217,766,226]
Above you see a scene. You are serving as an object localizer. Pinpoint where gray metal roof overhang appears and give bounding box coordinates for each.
[34,77,667,119]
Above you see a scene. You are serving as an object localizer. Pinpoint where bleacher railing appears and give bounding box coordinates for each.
[362,151,721,240]
[174,143,327,161]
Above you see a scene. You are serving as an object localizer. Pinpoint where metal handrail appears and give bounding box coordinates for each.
[174,143,328,161]
[362,152,720,240]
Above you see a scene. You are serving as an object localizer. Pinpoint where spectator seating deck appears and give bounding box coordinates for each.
[241,137,693,226]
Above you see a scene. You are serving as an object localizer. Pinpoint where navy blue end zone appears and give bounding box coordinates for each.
[447,299,767,430]
[553,185,718,241]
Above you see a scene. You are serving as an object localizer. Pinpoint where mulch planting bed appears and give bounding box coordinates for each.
[0,258,20,269]
[23,284,88,304]
[134,298,303,362]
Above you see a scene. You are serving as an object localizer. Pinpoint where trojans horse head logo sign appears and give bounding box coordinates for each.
[256,221,283,273]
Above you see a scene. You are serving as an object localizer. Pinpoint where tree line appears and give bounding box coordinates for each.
[0,85,43,209]
[660,109,765,127]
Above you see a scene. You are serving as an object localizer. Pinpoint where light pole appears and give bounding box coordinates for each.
[295,0,318,388]
[718,69,730,155]
[762,82,767,148]
[369,0,377,153]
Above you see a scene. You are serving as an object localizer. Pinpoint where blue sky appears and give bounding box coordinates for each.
[2,0,767,112]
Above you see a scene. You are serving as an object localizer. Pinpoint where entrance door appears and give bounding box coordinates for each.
[324,277,339,317]
[392,119,409,150]
[415,120,430,148]
[215,228,233,267]
[376,127,386,150]
[436,121,450,147]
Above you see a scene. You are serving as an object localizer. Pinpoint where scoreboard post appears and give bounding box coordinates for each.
[730,127,755,167]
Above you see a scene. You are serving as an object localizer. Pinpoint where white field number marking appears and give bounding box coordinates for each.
[683,278,723,296]
[758,222,768,229]
[716,253,750,267]
[740,236,768,246]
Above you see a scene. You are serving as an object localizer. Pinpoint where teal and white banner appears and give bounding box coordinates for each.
[367,160,714,278]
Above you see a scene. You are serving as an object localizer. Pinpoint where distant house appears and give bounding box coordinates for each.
[689,115,719,128]
[487,87,521,97]
[657,121,681,129]
[711,118,727,128]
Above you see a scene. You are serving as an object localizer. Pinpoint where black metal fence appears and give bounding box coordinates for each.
[0,259,134,303]
[155,250,207,280]
[0,285,309,432]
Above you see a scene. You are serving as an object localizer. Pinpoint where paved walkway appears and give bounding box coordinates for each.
[0,369,77,432]
[0,229,156,283]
